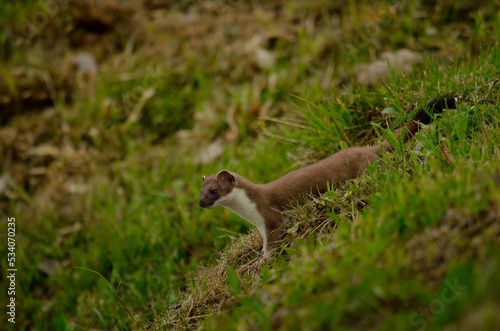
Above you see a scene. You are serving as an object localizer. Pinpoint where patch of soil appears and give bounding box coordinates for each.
[406,201,500,288]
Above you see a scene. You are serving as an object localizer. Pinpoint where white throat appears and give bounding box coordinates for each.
[216,188,267,248]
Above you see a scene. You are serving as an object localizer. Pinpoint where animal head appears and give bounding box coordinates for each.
[199,170,236,208]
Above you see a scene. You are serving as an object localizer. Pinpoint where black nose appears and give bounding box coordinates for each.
[199,201,207,208]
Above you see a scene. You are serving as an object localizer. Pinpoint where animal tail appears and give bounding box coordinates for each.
[383,95,457,152]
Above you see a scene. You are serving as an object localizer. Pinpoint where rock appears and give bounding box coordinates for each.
[37,259,61,276]
[194,138,224,165]
[355,49,423,85]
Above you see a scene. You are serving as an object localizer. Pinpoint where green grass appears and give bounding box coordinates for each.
[207,168,500,329]
[0,0,499,330]
[161,47,500,331]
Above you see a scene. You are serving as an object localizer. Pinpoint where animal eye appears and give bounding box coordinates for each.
[210,189,218,195]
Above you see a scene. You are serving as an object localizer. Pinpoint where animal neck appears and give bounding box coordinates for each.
[221,184,267,248]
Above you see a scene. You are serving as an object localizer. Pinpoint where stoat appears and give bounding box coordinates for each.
[199,96,457,256]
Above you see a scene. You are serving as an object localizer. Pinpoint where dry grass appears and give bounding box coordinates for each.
[157,230,264,330]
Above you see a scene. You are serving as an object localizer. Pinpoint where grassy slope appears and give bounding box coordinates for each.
[0,1,499,330]
[192,50,500,331]
[159,48,500,330]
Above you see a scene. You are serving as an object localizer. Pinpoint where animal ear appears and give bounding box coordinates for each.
[202,175,206,182]
[216,170,235,184]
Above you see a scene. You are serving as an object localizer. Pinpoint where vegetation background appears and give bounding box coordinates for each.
[0,0,499,330]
